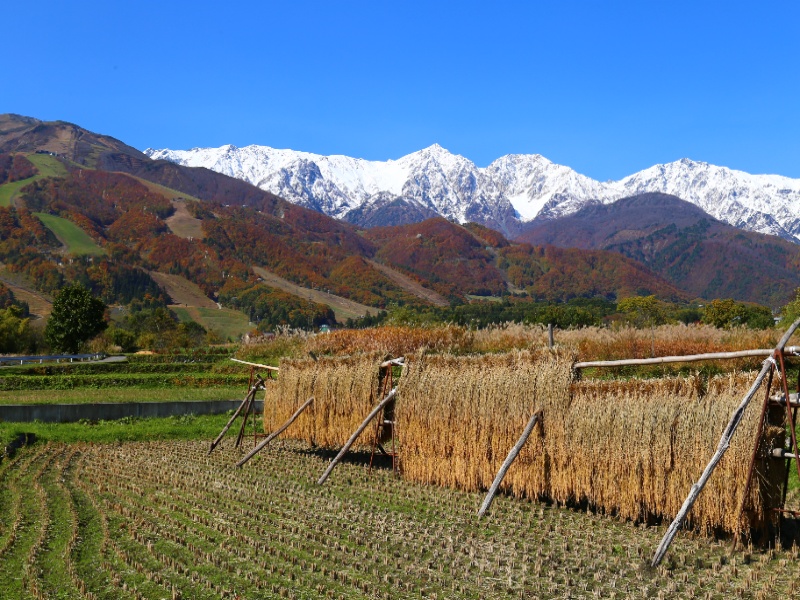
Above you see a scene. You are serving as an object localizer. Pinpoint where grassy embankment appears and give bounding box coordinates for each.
[0,352,267,405]
[0,413,236,447]
[149,271,253,340]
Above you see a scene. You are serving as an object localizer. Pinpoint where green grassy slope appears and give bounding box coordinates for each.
[34,212,106,256]
[172,306,252,340]
[0,154,69,207]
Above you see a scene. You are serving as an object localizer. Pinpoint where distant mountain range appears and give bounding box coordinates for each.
[2,114,799,310]
[0,114,691,320]
[146,143,800,243]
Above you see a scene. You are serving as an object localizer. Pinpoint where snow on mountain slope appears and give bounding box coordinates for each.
[145,144,800,242]
[616,159,800,241]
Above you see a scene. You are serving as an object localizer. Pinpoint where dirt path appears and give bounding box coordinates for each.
[252,266,377,322]
[365,259,449,306]
[0,268,53,319]
[149,272,217,308]
[165,199,203,239]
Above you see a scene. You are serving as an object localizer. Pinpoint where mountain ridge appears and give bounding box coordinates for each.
[146,143,800,243]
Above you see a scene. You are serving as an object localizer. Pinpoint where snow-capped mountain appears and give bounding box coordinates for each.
[145,144,800,242]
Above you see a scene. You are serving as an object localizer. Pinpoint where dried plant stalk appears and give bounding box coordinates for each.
[398,350,784,536]
[267,346,784,536]
[263,353,383,448]
[396,349,574,499]
[566,373,785,534]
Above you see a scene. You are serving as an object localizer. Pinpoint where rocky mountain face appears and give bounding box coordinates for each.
[146,144,800,242]
[518,193,800,306]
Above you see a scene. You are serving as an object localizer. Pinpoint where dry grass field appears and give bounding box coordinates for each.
[366,259,449,306]
[149,271,218,308]
[0,276,52,319]
[241,323,780,369]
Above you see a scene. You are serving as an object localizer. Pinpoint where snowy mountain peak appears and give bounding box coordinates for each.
[143,144,800,243]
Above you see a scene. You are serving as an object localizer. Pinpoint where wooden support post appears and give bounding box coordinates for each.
[235,375,265,449]
[317,388,398,485]
[651,318,800,567]
[209,384,258,455]
[478,410,542,517]
[548,323,554,349]
[236,396,314,467]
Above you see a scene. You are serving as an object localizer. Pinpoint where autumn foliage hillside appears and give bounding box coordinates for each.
[366,218,508,298]
[0,114,708,332]
[2,160,696,321]
[497,244,690,302]
[518,193,800,305]
[0,153,36,183]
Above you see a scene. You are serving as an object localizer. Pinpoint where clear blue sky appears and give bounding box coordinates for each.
[6,1,799,180]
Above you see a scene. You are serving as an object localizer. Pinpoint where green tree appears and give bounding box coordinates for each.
[780,288,800,328]
[702,299,745,328]
[45,285,107,353]
[0,305,30,353]
[618,295,668,358]
[617,295,667,328]
[703,298,773,329]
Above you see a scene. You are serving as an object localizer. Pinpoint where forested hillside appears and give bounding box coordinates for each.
[0,115,747,341]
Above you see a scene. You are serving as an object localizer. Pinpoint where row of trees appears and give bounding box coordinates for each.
[1,282,794,357]
[348,295,781,331]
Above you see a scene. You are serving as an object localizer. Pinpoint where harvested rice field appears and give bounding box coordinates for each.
[1,439,800,599]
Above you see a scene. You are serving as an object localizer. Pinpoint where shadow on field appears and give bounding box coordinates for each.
[299,446,398,472]
[779,518,800,549]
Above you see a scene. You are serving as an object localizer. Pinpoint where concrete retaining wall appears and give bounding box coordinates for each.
[0,400,264,423]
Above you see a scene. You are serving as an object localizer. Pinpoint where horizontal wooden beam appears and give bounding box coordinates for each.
[232,357,403,371]
[230,358,280,371]
[574,347,800,369]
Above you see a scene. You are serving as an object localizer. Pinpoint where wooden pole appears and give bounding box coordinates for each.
[478,410,542,517]
[230,358,280,372]
[236,396,314,467]
[651,318,800,567]
[208,384,258,454]
[317,388,398,485]
[575,347,800,370]
[548,324,554,349]
[234,389,256,449]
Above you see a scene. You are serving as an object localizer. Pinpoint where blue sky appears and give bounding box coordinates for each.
[6,1,799,180]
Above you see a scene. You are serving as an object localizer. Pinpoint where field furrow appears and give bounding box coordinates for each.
[1,438,799,599]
